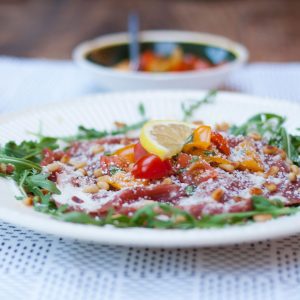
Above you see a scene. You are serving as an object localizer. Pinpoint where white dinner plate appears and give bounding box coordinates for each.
[0,90,299,248]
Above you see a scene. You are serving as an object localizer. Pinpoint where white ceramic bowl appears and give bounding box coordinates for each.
[73,30,248,90]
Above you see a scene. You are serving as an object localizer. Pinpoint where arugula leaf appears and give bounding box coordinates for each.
[181,90,216,121]
[51,196,299,229]
[185,185,196,195]
[25,173,60,195]
[230,113,300,165]
[138,103,146,117]
[0,137,58,163]
[0,155,42,172]
[109,165,122,175]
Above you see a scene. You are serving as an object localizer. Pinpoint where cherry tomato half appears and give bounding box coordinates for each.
[134,142,148,162]
[211,132,230,156]
[132,154,172,180]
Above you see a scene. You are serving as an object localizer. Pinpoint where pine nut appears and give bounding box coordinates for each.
[250,187,263,195]
[83,184,99,194]
[97,181,110,190]
[219,164,235,172]
[73,161,87,170]
[91,145,105,154]
[263,146,278,155]
[288,172,297,182]
[60,155,70,164]
[279,150,287,159]
[47,162,60,172]
[162,177,172,185]
[253,214,272,222]
[23,196,33,206]
[211,188,224,201]
[175,215,187,223]
[215,122,230,132]
[291,165,299,174]
[248,132,262,141]
[264,183,277,192]
[78,168,87,176]
[267,166,279,176]
[0,163,7,173]
[93,169,103,178]
[97,175,111,183]
[192,120,204,126]
[114,121,126,128]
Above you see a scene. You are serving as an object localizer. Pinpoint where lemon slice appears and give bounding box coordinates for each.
[140,120,195,159]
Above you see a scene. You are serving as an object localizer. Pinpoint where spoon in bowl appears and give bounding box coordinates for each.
[128,12,140,71]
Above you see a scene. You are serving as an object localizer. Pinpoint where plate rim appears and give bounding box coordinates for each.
[0,89,299,248]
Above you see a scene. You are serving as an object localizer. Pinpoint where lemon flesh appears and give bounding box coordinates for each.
[140,120,194,160]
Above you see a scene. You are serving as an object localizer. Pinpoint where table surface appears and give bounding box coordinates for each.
[0,0,299,62]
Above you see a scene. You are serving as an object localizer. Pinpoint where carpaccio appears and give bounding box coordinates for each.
[42,134,300,218]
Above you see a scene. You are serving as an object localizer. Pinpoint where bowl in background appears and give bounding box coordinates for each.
[73,30,248,90]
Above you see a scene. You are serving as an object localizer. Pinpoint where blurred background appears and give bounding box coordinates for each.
[1,0,299,61]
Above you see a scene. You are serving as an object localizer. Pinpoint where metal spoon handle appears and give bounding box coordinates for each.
[128,12,140,71]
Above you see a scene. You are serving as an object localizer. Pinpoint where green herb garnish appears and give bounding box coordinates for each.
[185,185,196,196]
[109,165,122,175]
[230,113,300,165]
[181,90,216,121]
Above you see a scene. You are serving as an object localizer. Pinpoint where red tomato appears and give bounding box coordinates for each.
[134,142,148,162]
[100,155,128,174]
[211,132,230,156]
[132,154,172,179]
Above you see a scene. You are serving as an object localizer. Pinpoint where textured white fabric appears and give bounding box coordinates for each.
[0,56,300,300]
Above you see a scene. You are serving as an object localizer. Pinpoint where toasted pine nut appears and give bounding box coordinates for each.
[23,196,33,206]
[60,155,70,164]
[263,146,278,155]
[120,138,129,145]
[175,215,186,223]
[288,172,297,182]
[248,132,262,141]
[97,175,111,183]
[211,188,224,201]
[91,145,105,155]
[250,187,263,195]
[97,181,110,190]
[0,163,7,173]
[83,184,99,194]
[279,150,287,159]
[73,161,87,170]
[78,168,87,176]
[215,122,230,132]
[114,121,126,128]
[264,183,277,192]
[291,165,299,174]
[93,169,103,178]
[162,177,172,185]
[253,214,272,222]
[267,166,279,176]
[192,120,204,126]
[219,164,235,172]
[47,162,60,172]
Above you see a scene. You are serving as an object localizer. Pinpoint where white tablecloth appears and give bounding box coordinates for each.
[0,57,300,300]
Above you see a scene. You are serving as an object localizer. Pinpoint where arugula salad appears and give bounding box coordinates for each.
[0,91,299,229]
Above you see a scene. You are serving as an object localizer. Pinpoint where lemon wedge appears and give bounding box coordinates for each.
[140,120,194,159]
